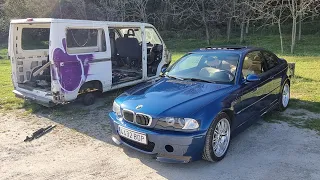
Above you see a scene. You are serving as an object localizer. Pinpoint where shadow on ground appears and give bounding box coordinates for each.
[24,88,129,144]
[18,89,320,180]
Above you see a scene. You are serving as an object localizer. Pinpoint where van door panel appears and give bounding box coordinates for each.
[50,23,111,101]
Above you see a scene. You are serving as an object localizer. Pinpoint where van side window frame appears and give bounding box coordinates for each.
[65,27,107,55]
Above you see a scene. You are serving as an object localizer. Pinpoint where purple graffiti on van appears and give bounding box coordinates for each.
[53,38,93,92]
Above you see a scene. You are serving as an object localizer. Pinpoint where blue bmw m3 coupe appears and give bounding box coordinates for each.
[108,46,291,163]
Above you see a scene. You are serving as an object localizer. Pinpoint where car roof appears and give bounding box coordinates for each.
[190,46,265,54]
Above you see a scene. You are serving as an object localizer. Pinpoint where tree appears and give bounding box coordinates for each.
[127,0,148,22]
[232,0,258,43]
[189,0,223,45]
[287,0,314,53]
[250,0,288,53]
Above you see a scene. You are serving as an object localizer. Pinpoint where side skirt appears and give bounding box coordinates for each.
[231,99,279,139]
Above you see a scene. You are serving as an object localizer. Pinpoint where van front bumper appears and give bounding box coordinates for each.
[108,112,206,163]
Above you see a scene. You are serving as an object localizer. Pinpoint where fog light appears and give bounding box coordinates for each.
[165,145,174,152]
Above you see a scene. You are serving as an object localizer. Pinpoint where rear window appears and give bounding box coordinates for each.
[262,51,279,70]
[21,28,50,50]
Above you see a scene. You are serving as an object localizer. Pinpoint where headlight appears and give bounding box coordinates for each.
[156,117,199,131]
[112,101,121,118]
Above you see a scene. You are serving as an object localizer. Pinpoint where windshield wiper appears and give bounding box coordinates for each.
[183,78,215,83]
[162,74,184,81]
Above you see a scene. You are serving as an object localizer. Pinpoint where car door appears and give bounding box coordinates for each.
[261,51,282,108]
[235,51,274,126]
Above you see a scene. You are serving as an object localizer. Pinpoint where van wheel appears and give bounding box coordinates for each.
[82,93,96,106]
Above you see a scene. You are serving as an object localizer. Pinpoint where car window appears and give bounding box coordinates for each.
[169,54,203,73]
[242,51,264,77]
[167,53,239,83]
[262,51,279,70]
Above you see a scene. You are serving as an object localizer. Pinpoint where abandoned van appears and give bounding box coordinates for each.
[8,18,171,106]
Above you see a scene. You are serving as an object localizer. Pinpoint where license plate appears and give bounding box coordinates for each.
[118,126,147,145]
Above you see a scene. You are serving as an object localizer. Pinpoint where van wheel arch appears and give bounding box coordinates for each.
[78,80,103,106]
[79,80,103,94]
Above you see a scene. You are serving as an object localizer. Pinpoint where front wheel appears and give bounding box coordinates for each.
[203,112,231,162]
[278,81,290,111]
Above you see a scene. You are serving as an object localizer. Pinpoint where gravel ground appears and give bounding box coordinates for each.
[1,96,320,180]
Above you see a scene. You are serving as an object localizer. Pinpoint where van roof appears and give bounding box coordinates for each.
[10,18,155,27]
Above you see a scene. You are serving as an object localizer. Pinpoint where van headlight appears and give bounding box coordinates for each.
[155,117,199,131]
[112,101,122,118]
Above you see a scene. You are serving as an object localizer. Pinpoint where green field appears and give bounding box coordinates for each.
[0,35,319,131]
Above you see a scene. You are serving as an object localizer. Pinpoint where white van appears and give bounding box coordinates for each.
[8,18,171,106]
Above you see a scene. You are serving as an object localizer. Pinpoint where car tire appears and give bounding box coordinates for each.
[203,112,231,162]
[82,92,96,106]
[278,81,290,111]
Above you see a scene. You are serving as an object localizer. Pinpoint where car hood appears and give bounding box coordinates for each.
[117,78,233,117]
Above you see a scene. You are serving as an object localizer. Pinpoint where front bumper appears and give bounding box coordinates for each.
[108,112,206,163]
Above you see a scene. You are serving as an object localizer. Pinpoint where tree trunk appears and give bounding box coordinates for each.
[240,22,245,43]
[201,0,210,45]
[246,20,249,34]
[291,17,297,54]
[298,10,302,41]
[59,0,63,18]
[278,19,284,54]
[205,24,210,45]
[227,18,232,42]
[312,9,315,21]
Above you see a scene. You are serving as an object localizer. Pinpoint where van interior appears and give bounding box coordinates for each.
[13,24,163,92]
[109,27,164,84]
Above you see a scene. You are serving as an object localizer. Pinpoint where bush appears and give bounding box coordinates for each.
[0,17,10,44]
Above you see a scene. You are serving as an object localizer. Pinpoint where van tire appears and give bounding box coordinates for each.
[82,93,96,106]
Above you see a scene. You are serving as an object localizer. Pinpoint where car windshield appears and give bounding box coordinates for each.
[166,53,240,83]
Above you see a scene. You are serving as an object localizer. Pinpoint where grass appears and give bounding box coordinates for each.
[0,34,320,132]
[264,111,320,134]
[166,34,320,56]
[0,59,24,110]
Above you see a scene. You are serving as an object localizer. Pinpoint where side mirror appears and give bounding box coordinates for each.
[161,67,167,73]
[246,74,260,82]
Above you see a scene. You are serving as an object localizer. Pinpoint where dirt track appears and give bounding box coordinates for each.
[1,95,320,180]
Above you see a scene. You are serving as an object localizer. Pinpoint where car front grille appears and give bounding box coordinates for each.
[122,109,152,126]
[136,114,151,126]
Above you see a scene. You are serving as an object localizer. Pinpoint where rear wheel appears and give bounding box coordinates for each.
[278,81,290,111]
[82,92,96,106]
[203,112,231,162]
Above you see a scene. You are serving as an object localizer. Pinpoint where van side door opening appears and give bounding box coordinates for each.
[109,27,143,85]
